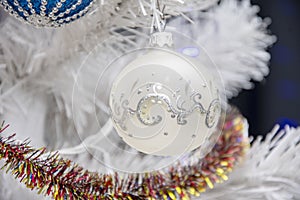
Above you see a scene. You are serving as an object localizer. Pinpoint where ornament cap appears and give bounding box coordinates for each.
[149,32,173,47]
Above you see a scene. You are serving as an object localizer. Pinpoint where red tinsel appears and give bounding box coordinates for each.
[0,109,248,200]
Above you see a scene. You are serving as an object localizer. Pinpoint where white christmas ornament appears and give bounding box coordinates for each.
[109,33,221,156]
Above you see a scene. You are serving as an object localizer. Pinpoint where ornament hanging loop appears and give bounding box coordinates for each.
[149,0,173,47]
[150,0,167,34]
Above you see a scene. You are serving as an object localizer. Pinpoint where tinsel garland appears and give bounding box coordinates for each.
[0,109,249,200]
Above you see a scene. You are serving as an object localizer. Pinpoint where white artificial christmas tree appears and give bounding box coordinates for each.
[0,0,298,199]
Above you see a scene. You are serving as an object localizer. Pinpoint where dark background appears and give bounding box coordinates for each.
[230,0,300,137]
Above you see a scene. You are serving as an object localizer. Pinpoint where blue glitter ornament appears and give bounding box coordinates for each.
[0,0,95,27]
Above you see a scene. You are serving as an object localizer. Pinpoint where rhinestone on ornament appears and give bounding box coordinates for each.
[0,0,96,27]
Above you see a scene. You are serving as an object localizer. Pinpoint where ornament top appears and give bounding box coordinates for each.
[149,32,174,47]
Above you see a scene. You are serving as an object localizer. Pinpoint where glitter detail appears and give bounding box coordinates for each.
[111,82,215,131]
[0,0,95,27]
[206,99,221,128]
[27,14,51,26]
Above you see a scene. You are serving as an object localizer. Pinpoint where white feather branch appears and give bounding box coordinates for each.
[169,0,276,99]
[0,0,218,136]
[201,125,300,200]
[0,1,284,199]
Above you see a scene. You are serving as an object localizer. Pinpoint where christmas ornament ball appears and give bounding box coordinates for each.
[0,0,94,27]
[109,48,222,156]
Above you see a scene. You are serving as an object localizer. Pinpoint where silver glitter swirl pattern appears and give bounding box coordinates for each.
[205,99,221,128]
[112,91,220,130]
